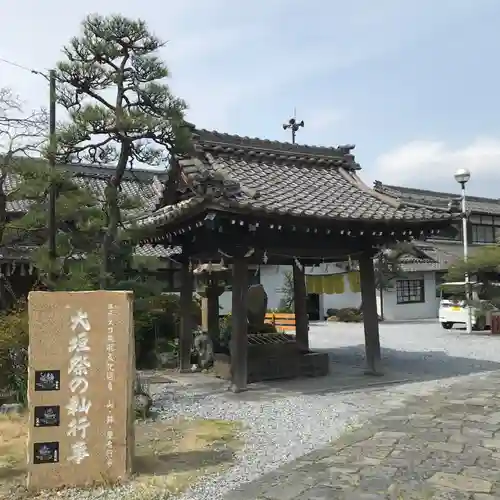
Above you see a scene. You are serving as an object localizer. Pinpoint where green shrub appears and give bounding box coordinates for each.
[259,322,278,333]
[0,300,29,405]
[336,307,363,323]
[218,313,232,353]
[275,301,293,313]
[326,308,338,317]
[134,293,201,368]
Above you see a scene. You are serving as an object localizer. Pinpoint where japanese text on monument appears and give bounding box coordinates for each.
[66,310,92,465]
[105,303,117,467]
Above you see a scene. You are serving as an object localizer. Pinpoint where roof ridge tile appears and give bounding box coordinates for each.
[193,128,360,169]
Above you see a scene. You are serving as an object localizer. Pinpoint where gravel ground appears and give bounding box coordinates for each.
[16,321,500,500]
[153,321,500,500]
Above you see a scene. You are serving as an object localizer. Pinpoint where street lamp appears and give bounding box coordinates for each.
[454,167,472,333]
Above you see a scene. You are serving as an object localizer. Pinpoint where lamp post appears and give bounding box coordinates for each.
[454,167,472,333]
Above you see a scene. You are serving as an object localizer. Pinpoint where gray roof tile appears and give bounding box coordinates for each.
[1,161,170,260]
[374,182,500,216]
[5,161,165,215]
[133,244,181,258]
[131,129,453,229]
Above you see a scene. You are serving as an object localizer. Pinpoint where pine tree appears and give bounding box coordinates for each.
[5,163,104,290]
[54,14,190,287]
[445,244,500,302]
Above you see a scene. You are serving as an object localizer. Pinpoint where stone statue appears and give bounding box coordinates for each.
[134,374,153,419]
[247,284,268,333]
[193,331,214,370]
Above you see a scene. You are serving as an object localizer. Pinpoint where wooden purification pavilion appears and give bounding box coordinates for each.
[130,127,454,392]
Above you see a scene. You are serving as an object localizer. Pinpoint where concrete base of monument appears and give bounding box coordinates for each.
[213,349,330,384]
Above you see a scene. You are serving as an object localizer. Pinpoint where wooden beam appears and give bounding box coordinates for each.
[359,252,382,375]
[141,209,452,247]
[179,260,194,372]
[230,255,249,393]
[293,260,309,352]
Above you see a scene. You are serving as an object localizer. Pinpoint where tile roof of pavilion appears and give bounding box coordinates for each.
[130,129,454,230]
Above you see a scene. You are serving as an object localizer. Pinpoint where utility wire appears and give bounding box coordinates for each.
[0,56,50,80]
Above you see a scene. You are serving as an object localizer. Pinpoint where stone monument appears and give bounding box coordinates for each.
[247,284,268,333]
[27,291,135,491]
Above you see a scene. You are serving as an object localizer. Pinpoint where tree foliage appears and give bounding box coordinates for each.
[374,241,426,290]
[276,270,294,312]
[54,14,190,287]
[5,162,105,290]
[445,244,500,300]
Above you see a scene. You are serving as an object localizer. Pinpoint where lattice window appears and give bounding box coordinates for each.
[396,279,425,304]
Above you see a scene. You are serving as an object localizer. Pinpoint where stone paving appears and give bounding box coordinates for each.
[226,371,500,499]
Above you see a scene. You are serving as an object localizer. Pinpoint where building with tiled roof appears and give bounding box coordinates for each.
[374,181,500,265]
[0,161,179,265]
[374,182,500,216]
[4,132,491,330]
[365,182,500,322]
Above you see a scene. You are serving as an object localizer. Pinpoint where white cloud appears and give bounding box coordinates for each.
[1,0,497,140]
[372,137,500,196]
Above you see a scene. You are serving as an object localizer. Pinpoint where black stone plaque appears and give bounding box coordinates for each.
[33,441,59,464]
[34,405,60,427]
[34,370,60,391]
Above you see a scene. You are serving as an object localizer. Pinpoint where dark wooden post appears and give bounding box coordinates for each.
[206,286,221,342]
[230,256,248,393]
[359,252,382,375]
[292,260,309,352]
[179,259,194,372]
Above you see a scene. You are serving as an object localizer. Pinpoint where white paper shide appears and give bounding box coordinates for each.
[66,310,92,465]
[105,303,117,467]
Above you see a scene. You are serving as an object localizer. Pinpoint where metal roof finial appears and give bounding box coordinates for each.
[282,107,304,144]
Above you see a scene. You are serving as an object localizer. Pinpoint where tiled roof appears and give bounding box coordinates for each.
[0,243,181,263]
[3,160,169,259]
[374,182,500,216]
[403,241,485,272]
[130,129,453,229]
[134,244,181,259]
[5,160,166,214]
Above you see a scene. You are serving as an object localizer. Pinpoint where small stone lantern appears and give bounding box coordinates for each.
[194,263,229,344]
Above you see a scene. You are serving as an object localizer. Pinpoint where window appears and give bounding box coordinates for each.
[470,214,500,244]
[471,224,495,244]
[396,279,425,304]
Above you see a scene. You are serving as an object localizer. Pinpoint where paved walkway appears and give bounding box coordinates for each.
[226,371,500,499]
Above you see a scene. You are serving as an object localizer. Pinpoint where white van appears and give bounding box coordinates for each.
[438,281,498,331]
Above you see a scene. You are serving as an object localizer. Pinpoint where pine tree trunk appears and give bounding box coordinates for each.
[100,143,130,289]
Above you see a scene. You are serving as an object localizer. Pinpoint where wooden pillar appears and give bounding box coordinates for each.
[201,283,221,342]
[292,260,309,352]
[359,252,382,375]
[201,297,209,331]
[206,287,220,342]
[179,260,194,372]
[230,256,248,393]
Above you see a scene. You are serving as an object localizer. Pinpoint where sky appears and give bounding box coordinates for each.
[1,0,500,197]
